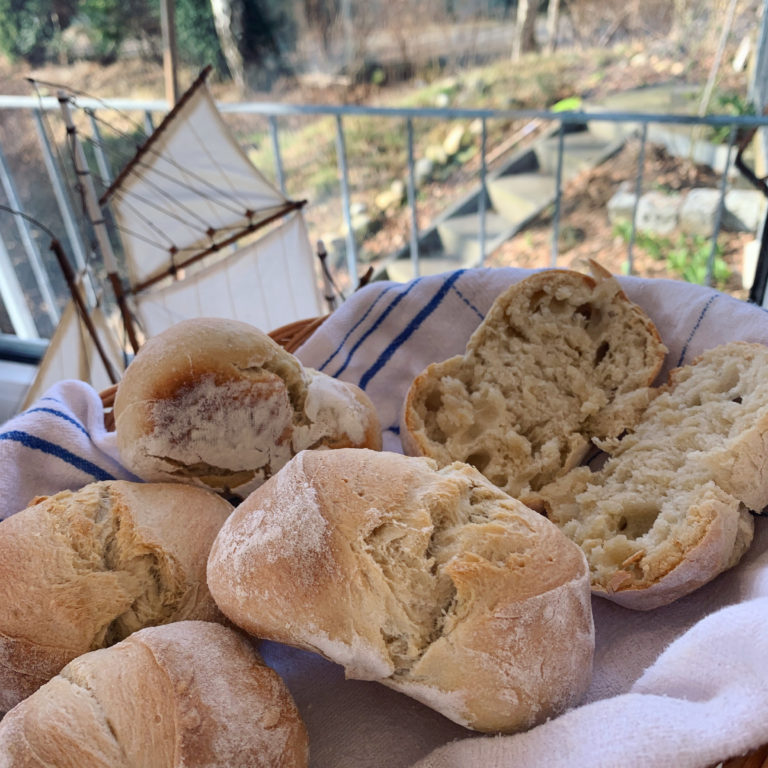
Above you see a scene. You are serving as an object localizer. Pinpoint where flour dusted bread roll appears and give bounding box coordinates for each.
[539,342,768,610]
[0,621,308,768]
[114,317,382,500]
[401,266,666,500]
[207,448,594,733]
[0,481,232,712]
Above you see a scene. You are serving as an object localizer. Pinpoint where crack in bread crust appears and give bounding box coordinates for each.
[206,449,594,733]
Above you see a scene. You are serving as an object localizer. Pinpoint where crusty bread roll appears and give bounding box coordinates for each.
[114,317,382,500]
[400,267,666,500]
[539,342,768,610]
[0,621,308,768]
[207,448,594,733]
[0,481,232,712]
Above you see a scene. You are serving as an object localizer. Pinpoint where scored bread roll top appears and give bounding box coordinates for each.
[401,267,666,500]
[114,317,382,499]
[0,621,309,768]
[207,448,594,733]
[540,341,767,610]
[0,481,232,712]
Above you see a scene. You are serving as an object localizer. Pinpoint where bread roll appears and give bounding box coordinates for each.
[0,621,308,768]
[0,481,232,712]
[539,342,767,609]
[114,317,382,500]
[207,448,594,733]
[400,267,666,500]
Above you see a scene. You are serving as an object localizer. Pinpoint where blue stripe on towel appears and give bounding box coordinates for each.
[677,293,719,366]
[330,278,424,380]
[0,431,115,481]
[359,270,466,390]
[26,407,90,439]
[319,284,397,372]
[451,284,484,322]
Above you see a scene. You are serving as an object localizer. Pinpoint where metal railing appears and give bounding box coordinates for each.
[1,91,768,347]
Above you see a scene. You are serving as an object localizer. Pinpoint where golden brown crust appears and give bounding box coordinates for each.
[0,481,232,712]
[207,448,594,733]
[0,622,309,768]
[114,318,381,500]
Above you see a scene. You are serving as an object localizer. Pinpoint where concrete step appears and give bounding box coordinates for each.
[534,130,618,179]
[486,173,557,225]
[436,210,512,264]
[384,253,465,283]
[584,113,641,144]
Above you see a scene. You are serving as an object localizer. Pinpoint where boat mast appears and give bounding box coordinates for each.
[49,238,119,384]
[57,92,141,355]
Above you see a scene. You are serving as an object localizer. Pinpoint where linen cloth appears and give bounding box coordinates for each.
[2,266,768,768]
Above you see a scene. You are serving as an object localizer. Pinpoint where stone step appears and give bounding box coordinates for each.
[486,173,558,225]
[436,210,513,264]
[534,129,619,178]
[384,253,465,283]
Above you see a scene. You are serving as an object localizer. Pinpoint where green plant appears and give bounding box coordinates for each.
[612,220,672,261]
[707,91,756,144]
[666,233,730,286]
[612,222,730,287]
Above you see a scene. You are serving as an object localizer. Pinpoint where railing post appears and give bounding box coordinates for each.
[707,124,736,286]
[0,228,39,339]
[627,122,649,276]
[406,118,420,278]
[478,117,487,266]
[268,115,286,195]
[334,114,358,289]
[551,119,566,268]
[0,144,60,332]
[87,109,114,190]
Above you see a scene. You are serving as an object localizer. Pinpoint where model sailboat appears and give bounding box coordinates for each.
[24,67,326,404]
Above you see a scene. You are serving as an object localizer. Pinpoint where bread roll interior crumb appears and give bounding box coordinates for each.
[541,342,767,608]
[401,268,666,499]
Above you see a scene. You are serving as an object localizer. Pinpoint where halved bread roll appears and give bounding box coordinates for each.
[114,317,382,500]
[539,342,768,609]
[207,448,594,733]
[0,481,232,712]
[400,267,667,500]
[0,621,308,768]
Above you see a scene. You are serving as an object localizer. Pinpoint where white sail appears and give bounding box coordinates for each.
[105,79,292,288]
[23,301,124,408]
[132,212,323,337]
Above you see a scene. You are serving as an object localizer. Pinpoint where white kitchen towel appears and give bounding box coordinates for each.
[0,379,137,519]
[3,266,768,767]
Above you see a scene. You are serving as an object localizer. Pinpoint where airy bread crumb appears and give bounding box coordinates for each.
[540,342,768,609]
[401,268,666,499]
